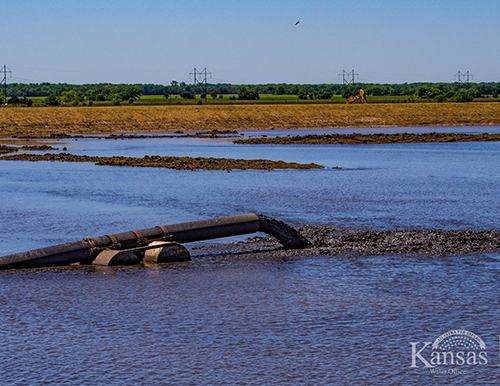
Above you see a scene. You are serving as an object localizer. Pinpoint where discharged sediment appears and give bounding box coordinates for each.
[234,132,500,145]
[8,129,241,140]
[0,153,324,171]
[296,225,500,256]
[0,144,59,154]
[193,224,500,258]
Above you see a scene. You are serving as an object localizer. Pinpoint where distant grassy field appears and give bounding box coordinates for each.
[138,94,344,105]
[2,103,500,138]
[136,94,430,105]
[23,94,498,107]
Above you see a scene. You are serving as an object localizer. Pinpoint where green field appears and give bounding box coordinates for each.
[15,94,500,108]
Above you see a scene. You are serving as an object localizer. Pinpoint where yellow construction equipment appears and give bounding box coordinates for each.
[346,89,368,104]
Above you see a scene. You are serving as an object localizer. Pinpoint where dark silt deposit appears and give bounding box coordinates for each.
[0,144,60,154]
[192,224,500,259]
[0,145,18,154]
[10,129,241,140]
[0,153,323,171]
[234,132,500,145]
[298,225,500,256]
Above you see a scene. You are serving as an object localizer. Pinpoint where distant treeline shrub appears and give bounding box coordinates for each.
[6,95,33,106]
[180,91,195,99]
[4,80,500,103]
[238,86,259,100]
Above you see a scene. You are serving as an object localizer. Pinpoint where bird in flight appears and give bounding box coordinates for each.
[295,20,300,25]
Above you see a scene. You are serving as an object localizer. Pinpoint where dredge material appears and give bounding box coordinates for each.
[0,214,308,269]
[190,224,500,259]
[0,145,18,154]
[301,226,500,256]
[12,129,241,140]
[0,153,324,171]
[234,132,500,145]
[0,144,60,154]
[235,224,500,257]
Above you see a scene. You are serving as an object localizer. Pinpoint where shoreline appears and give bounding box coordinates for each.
[2,103,500,138]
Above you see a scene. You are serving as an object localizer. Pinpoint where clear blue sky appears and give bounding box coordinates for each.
[3,0,500,85]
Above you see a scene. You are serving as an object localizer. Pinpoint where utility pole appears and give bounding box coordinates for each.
[338,69,359,98]
[338,69,359,87]
[1,65,12,98]
[455,70,473,84]
[190,67,212,95]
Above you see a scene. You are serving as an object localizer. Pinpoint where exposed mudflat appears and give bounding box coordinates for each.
[1,153,324,171]
[191,223,500,259]
[234,132,500,145]
[0,144,59,154]
[5,129,241,140]
[0,145,18,154]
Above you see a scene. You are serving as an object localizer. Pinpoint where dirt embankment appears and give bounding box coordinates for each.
[1,103,500,138]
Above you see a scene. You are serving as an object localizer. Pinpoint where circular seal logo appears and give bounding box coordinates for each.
[432,330,486,351]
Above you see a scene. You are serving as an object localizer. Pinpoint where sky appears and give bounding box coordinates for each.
[3,0,500,85]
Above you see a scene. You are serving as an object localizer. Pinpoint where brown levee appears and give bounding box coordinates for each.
[2,103,500,138]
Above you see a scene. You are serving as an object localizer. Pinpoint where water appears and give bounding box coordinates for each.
[1,128,499,254]
[2,254,500,385]
[1,126,500,385]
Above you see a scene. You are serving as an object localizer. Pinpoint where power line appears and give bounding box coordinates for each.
[190,68,212,94]
[11,76,44,83]
[338,69,359,87]
[1,65,12,97]
[455,71,473,84]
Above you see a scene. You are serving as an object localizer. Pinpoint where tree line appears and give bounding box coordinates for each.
[2,81,500,103]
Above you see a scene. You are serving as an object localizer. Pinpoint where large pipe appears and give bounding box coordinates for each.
[0,213,308,269]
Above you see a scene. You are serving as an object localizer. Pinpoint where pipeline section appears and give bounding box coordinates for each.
[0,213,308,269]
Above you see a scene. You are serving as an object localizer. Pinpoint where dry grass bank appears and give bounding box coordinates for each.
[1,103,500,138]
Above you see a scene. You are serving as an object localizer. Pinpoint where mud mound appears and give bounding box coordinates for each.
[191,224,500,258]
[235,132,500,145]
[298,225,500,256]
[1,153,324,171]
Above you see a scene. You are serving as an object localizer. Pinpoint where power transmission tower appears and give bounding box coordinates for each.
[1,65,12,98]
[190,68,212,94]
[338,69,359,87]
[455,70,473,83]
